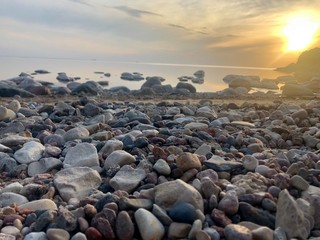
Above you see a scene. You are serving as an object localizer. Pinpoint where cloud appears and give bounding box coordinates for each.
[68,0,93,7]
[168,24,208,35]
[111,5,163,18]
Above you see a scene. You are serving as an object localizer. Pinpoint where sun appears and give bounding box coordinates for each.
[282,15,318,51]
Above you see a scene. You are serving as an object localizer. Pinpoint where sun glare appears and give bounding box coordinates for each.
[282,15,318,51]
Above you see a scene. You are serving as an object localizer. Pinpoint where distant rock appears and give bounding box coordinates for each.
[57,72,74,82]
[108,86,131,93]
[178,71,204,85]
[223,74,260,84]
[97,81,109,86]
[120,72,144,81]
[71,81,104,96]
[194,70,205,78]
[141,77,163,89]
[281,84,314,97]
[276,48,320,82]
[176,82,196,93]
[34,69,50,74]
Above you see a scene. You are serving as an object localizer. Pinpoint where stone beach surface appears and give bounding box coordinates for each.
[1,92,320,240]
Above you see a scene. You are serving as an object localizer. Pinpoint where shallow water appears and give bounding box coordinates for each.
[0,57,285,92]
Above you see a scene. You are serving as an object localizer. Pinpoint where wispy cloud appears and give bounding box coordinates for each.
[111,5,163,18]
[68,0,93,7]
[168,23,208,35]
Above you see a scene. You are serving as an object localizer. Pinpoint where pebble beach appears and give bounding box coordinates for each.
[0,90,320,240]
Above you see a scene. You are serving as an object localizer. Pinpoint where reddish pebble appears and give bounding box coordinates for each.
[85,227,103,240]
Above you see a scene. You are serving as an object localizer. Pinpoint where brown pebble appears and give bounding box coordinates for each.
[78,217,89,232]
[196,230,211,240]
[84,204,97,219]
[116,211,135,240]
[104,202,119,213]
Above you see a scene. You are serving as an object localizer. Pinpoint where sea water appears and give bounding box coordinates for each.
[0,57,285,92]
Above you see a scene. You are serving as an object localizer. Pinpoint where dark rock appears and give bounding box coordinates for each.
[238,202,275,229]
[176,82,196,93]
[109,86,131,93]
[168,202,197,224]
[55,207,77,232]
[116,211,135,240]
[141,77,162,89]
[35,69,50,74]
[204,157,243,172]
[95,193,120,212]
[0,84,35,97]
[71,81,104,95]
[33,210,56,232]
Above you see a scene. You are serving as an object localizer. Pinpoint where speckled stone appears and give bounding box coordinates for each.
[224,224,252,240]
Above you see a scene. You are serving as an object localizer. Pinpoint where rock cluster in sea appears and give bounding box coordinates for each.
[1,96,320,239]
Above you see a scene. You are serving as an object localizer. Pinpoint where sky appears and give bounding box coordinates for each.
[1,0,320,68]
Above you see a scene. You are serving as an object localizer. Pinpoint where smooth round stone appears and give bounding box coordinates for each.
[255,165,275,178]
[268,186,281,198]
[1,226,20,237]
[85,227,103,240]
[168,202,197,224]
[153,159,171,175]
[242,155,259,172]
[13,141,45,164]
[0,192,28,207]
[0,182,23,194]
[224,224,252,240]
[218,190,239,215]
[194,143,212,156]
[152,204,173,226]
[71,232,87,240]
[203,227,220,240]
[188,219,202,239]
[290,175,310,191]
[63,142,99,168]
[13,219,23,231]
[104,150,135,170]
[168,222,192,239]
[47,228,70,240]
[84,204,97,218]
[7,100,21,112]
[251,226,274,240]
[78,217,89,232]
[19,199,57,211]
[64,126,90,142]
[116,211,134,240]
[176,152,201,172]
[134,208,165,240]
[45,145,62,157]
[261,198,277,212]
[24,232,47,240]
[195,230,211,240]
[99,139,123,156]
[184,122,208,130]
[109,165,146,193]
[28,157,62,176]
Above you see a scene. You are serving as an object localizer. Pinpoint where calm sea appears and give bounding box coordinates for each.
[0,57,284,92]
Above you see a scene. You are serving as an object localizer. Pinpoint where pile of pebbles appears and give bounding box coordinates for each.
[0,96,320,240]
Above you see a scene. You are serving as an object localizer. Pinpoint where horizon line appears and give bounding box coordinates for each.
[0,55,276,71]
